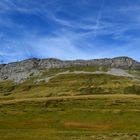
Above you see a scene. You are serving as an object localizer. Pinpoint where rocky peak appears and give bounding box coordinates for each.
[111,56,140,69]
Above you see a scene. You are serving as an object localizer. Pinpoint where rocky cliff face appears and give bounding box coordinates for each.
[0,57,140,82]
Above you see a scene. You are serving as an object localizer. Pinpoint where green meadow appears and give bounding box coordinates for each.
[0,97,140,139]
[0,67,140,139]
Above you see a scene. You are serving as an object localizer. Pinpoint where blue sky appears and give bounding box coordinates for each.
[0,0,140,63]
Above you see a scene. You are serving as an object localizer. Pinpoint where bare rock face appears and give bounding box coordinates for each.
[111,57,140,69]
[0,56,140,82]
[0,59,40,82]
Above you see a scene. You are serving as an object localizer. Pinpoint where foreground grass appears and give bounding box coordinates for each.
[0,96,140,139]
[0,67,140,139]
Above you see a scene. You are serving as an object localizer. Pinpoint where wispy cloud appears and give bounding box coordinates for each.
[0,0,140,63]
[94,0,105,37]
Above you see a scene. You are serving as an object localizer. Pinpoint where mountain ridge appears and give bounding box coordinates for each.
[0,56,140,82]
[0,56,139,64]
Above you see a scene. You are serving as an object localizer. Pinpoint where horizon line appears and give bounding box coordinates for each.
[0,56,139,65]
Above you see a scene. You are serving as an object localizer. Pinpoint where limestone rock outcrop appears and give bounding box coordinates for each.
[0,57,139,82]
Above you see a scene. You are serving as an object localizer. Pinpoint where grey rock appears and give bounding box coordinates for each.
[0,56,140,82]
[107,68,134,77]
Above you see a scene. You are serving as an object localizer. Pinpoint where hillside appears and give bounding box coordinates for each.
[0,57,140,99]
[0,57,140,140]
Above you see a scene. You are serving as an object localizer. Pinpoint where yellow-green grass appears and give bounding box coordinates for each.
[0,97,140,139]
[0,72,140,101]
[40,66,110,77]
[0,67,140,139]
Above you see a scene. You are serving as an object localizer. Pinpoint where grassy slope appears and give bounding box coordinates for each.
[0,66,140,139]
[0,68,140,100]
[0,96,140,139]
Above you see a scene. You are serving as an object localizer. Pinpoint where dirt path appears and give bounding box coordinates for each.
[0,94,140,105]
[36,69,134,84]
